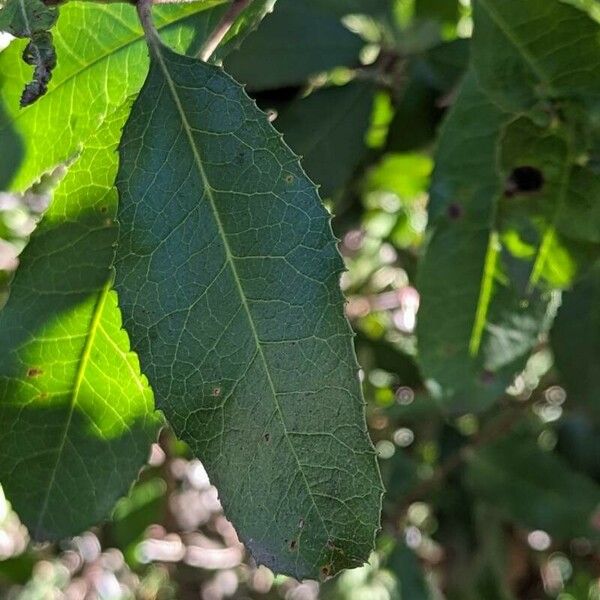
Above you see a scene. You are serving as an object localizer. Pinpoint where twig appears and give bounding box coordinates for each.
[136,0,161,48]
[198,0,253,62]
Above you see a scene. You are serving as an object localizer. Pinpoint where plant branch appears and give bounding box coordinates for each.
[136,0,161,49]
[198,0,253,62]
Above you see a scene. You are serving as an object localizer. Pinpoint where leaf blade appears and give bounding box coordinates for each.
[0,0,250,190]
[275,81,375,198]
[416,74,559,410]
[0,103,159,540]
[114,42,382,579]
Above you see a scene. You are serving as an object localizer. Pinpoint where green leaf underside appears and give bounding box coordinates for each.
[0,103,159,541]
[0,0,229,191]
[275,81,375,199]
[114,43,381,579]
[467,433,600,540]
[224,0,364,92]
[417,74,556,411]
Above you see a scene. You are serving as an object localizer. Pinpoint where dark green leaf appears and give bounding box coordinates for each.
[110,477,167,560]
[387,39,469,152]
[224,0,364,91]
[304,0,391,18]
[472,0,600,112]
[497,117,600,288]
[557,415,600,479]
[0,0,57,35]
[415,0,459,24]
[114,42,382,579]
[551,264,600,417]
[275,81,375,198]
[466,433,600,540]
[0,103,160,541]
[19,31,56,106]
[356,333,422,390]
[387,542,431,600]
[417,74,558,411]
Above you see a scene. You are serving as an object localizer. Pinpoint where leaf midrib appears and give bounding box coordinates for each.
[150,42,333,549]
[34,280,110,538]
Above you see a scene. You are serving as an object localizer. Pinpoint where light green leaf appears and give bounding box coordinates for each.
[467,432,600,540]
[0,0,230,190]
[472,0,600,111]
[114,40,382,579]
[224,0,364,91]
[275,81,375,198]
[551,263,600,417]
[0,103,160,541]
[417,74,558,411]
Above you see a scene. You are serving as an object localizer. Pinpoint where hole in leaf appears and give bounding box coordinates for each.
[211,387,221,397]
[289,539,297,550]
[263,433,270,442]
[505,166,544,196]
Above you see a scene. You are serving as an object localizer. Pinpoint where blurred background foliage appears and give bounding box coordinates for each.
[1,0,599,598]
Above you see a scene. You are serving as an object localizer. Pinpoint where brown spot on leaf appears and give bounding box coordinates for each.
[263,433,270,442]
[27,367,43,378]
[211,387,221,397]
[447,202,463,220]
[320,564,332,579]
[289,539,297,550]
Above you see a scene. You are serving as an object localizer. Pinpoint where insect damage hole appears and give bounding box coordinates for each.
[505,166,545,196]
